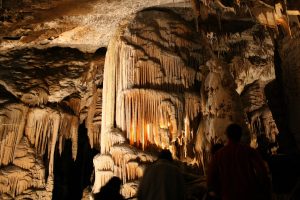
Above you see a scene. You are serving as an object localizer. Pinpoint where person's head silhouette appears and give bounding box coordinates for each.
[158,149,173,161]
[226,123,242,143]
[106,176,122,192]
[94,176,123,200]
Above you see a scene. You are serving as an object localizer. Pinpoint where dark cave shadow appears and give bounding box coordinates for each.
[52,123,99,200]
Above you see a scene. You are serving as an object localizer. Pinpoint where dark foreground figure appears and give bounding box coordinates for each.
[93,176,125,200]
[207,123,271,200]
[138,149,186,200]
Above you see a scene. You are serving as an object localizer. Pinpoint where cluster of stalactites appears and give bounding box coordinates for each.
[115,89,201,149]
[0,103,28,166]
[25,107,79,174]
[100,10,204,154]
[116,37,199,91]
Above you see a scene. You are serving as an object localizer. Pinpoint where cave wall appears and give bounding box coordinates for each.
[0,47,104,199]
[1,1,300,199]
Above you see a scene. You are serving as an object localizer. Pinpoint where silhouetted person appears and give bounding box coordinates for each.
[137,149,186,200]
[207,123,271,200]
[94,176,125,200]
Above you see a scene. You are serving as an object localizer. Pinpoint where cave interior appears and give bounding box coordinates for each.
[0,0,300,199]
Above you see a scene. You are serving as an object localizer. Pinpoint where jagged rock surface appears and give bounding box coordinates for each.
[0,47,105,198]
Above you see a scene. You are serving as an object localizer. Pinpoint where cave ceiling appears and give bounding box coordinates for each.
[1,0,300,52]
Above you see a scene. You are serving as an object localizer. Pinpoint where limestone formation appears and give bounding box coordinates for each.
[0,0,300,199]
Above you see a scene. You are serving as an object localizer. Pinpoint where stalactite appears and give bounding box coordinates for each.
[71,118,78,160]
[57,113,79,159]
[85,88,102,149]
[117,89,184,148]
[184,92,202,119]
[25,107,78,173]
[126,161,138,181]
[25,108,59,156]
[0,103,28,166]
[110,145,137,167]
[93,154,114,171]
[116,89,201,149]
[47,113,59,176]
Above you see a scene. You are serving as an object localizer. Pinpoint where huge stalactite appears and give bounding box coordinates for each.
[96,6,269,196]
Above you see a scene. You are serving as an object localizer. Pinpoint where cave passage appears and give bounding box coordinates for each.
[53,124,99,200]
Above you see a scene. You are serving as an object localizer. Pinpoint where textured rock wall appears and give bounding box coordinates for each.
[0,47,104,198]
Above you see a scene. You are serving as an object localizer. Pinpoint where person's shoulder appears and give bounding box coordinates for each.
[239,143,261,156]
[214,144,228,155]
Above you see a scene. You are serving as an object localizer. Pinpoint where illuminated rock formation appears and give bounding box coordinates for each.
[0,47,104,199]
[97,8,206,197]
[0,0,300,199]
